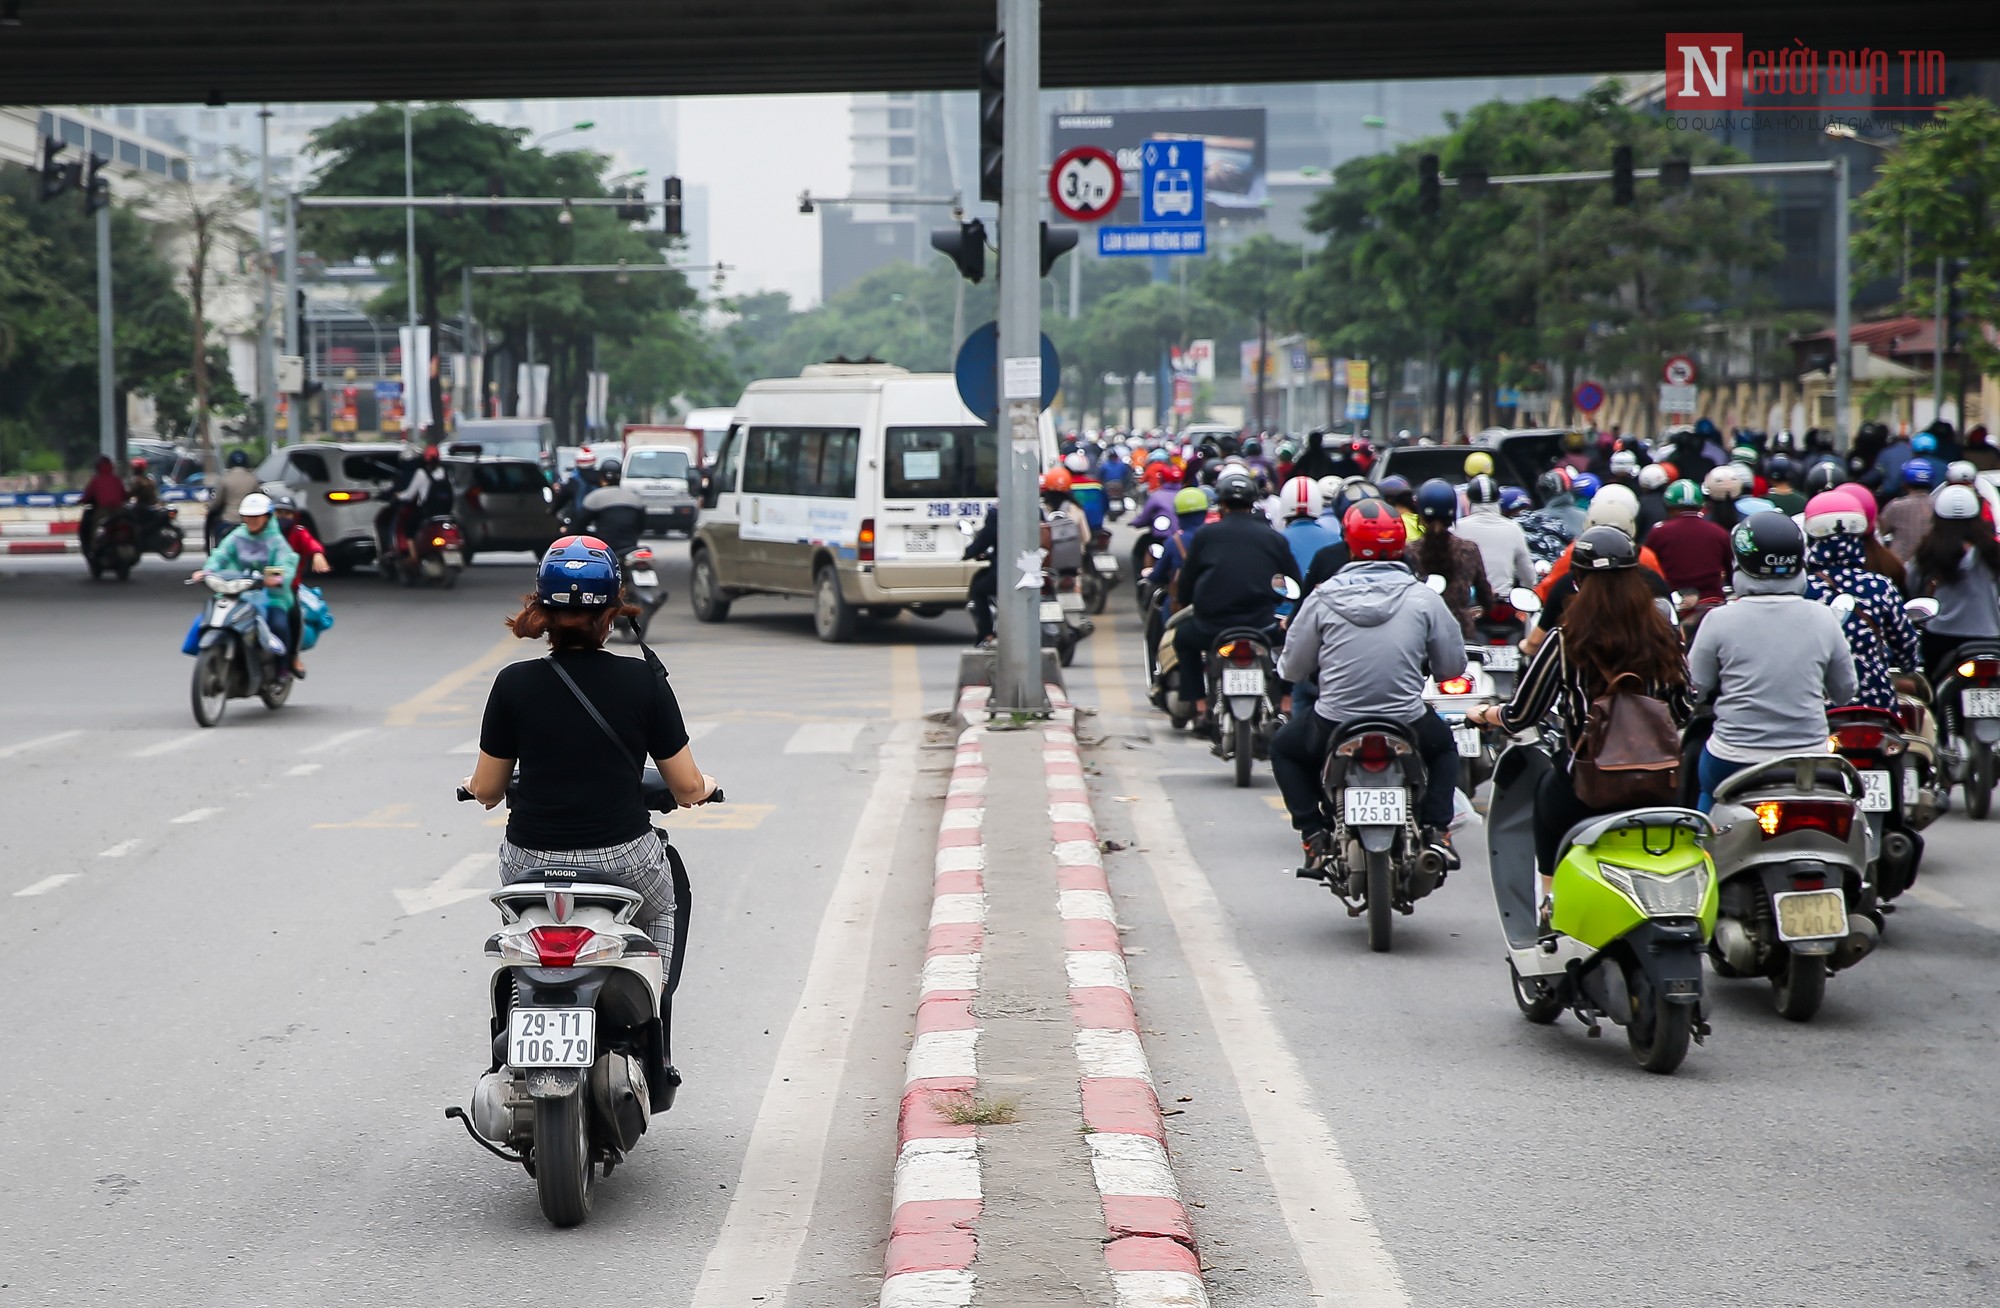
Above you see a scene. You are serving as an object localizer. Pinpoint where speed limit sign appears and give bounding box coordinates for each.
[1049,145,1122,222]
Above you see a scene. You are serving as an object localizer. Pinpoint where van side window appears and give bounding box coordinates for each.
[743,428,797,495]
[794,429,860,498]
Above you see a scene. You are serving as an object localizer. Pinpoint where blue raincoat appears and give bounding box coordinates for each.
[1805,532,1921,710]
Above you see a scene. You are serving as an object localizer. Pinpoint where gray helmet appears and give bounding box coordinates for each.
[1213,468,1258,508]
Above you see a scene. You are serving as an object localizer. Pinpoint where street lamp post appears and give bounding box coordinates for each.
[532,120,596,149]
[259,107,275,449]
[403,103,419,441]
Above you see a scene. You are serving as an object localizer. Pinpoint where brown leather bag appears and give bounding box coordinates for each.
[1572,670,1682,807]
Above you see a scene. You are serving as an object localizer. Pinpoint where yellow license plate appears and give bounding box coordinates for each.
[1773,889,1847,941]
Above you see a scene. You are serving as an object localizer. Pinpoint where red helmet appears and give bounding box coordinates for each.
[1040,468,1073,494]
[422,444,441,463]
[1342,499,1407,560]
[129,457,148,471]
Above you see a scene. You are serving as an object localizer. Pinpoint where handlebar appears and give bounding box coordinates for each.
[455,783,725,805]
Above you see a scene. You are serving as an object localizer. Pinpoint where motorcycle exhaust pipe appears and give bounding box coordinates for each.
[1713,916,1759,975]
[1407,846,1447,899]
[1830,913,1880,972]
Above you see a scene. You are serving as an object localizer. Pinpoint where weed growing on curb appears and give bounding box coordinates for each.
[934,1092,1021,1126]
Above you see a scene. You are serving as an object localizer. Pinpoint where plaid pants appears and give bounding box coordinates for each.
[498,830,676,962]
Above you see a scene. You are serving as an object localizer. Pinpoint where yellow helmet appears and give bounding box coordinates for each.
[1463,450,1494,477]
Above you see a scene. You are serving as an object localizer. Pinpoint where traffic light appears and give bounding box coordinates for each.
[486,174,506,234]
[38,136,78,202]
[1417,154,1440,217]
[1659,158,1691,191]
[83,153,111,215]
[1039,222,1078,278]
[930,219,987,284]
[978,34,1005,204]
[1612,145,1635,206]
[615,185,649,223]
[663,176,683,238]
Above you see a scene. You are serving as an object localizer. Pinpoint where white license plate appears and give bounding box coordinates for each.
[1221,668,1263,696]
[444,549,464,567]
[1478,646,1520,672]
[904,527,935,554]
[1772,889,1848,942]
[1039,601,1064,623]
[1858,770,1892,813]
[1966,689,2000,717]
[631,568,658,585]
[1455,726,1482,758]
[1343,787,1407,826]
[508,1008,596,1068]
[1091,553,1120,574]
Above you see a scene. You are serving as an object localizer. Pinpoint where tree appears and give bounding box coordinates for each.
[1077,282,1222,428]
[142,176,257,471]
[1200,234,1303,430]
[1852,96,2000,419]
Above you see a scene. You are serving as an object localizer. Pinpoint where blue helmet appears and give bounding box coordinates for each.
[226,449,250,468]
[1903,460,1938,490]
[537,535,620,608]
[1569,472,1602,502]
[1414,477,1459,524]
[1912,432,1938,454]
[1499,486,1532,516]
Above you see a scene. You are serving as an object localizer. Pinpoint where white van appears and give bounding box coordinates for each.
[688,363,1056,641]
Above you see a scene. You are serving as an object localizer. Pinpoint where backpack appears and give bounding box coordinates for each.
[1571,667,1682,808]
[1046,509,1084,572]
[423,469,456,516]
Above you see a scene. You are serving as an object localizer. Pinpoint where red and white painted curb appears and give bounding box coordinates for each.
[881,684,991,1308]
[0,538,80,554]
[1046,693,1210,1308]
[0,520,79,536]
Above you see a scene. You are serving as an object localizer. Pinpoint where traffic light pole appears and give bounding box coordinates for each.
[993,0,1048,714]
[95,203,114,463]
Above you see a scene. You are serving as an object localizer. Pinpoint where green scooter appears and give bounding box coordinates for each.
[1487,744,1720,1074]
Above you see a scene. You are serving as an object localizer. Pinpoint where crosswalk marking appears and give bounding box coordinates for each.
[783,720,864,754]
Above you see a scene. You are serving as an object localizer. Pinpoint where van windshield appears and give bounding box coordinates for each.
[626,448,691,480]
[883,426,998,500]
[452,423,547,462]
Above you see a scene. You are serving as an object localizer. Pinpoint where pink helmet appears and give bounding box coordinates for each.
[1831,482,1877,530]
[1803,491,1867,539]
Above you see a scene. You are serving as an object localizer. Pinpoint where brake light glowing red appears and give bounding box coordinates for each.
[629,548,653,562]
[1790,871,1827,891]
[1833,724,1885,753]
[1357,733,1395,773]
[1959,657,2000,681]
[527,925,599,967]
[1436,676,1473,696]
[1752,800,1854,842]
[858,518,876,563]
[1228,641,1259,667]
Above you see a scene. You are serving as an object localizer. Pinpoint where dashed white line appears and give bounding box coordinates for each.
[782,720,864,754]
[14,874,79,897]
[687,722,717,743]
[0,730,81,760]
[305,727,375,755]
[1906,882,2000,933]
[98,839,143,858]
[287,763,322,777]
[131,732,209,759]
[169,807,222,825]
[448,738,481,756]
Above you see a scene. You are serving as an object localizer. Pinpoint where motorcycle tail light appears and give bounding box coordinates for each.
[629,548,653,563]
[1436,676,1473,696]
[1957,657,2000,680]
[1895,702,1927,733]
[326,490,369,503]
[1752,800,1854,842]
[1221,641,1259,667]
[526,925,621,967]
[1356,733,1395,773]
[1790,871,1827,891]
[1486,604,1516,624]
[1831,723,1902,756]
[858,518,875,563]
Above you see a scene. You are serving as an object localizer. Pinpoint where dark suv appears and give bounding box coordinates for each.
[445,457,559,558]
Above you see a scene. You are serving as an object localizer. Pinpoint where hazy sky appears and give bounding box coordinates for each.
[680,95,851,307]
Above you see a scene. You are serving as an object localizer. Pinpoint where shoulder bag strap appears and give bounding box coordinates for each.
[544,655,644,772]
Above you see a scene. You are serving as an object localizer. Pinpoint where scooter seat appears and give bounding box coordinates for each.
[1333,716,1419,744]
[1555,807,1713,862]
[1710,754,1861,806]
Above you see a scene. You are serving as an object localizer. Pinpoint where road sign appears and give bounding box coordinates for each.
[1659,382,1699,414]
[1140,138,1204,225]
[1098,224,1206,257]
[1572,380,1605,414]
[1049,145,1122,222]
[1662,354,1698,386]
[954,321,1060,423]
[1344,360,1371,421]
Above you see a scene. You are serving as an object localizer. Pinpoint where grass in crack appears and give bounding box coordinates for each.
[934,1092,1022,1126]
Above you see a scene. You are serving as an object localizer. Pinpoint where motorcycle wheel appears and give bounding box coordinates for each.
[1624,966,1692,1073]
[1058,634,1076,668]
[1365,849,1393,953]
[86,553,104,580]
[441,565,460,591]
[156,532,183,560]
[1771,949,1827,1022]
[1509,959,1563,1024]
[1233,719,1254,788]
[191,645,230,728]
[1968,748,1994,820]
[259,672,292,711]
[533,1089,594,1228]
[113,561,131,582]
[1085,571,1108,615]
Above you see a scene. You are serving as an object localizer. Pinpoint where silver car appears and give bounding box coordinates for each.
[256,442,406,571]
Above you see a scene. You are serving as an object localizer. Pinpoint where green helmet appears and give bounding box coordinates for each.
[1731,445,1760,466]
[1172,486,1210,515]
[1664,478,1703,509]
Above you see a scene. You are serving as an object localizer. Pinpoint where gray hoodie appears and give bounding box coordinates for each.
[1281,561,1467,723]
[1687,569,1857,763]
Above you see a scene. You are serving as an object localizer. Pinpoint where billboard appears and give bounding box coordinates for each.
[1049,107,1267,225]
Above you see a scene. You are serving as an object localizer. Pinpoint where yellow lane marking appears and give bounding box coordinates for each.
[671,802,775,831]
[890,643,922,720]
[1265,795,1287,812]
[386,634,524,728]
[313,803,419,830]
[1090,605,1135,717]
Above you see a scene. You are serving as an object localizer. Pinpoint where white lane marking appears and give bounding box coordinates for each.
[448,738,480,756]
[304,727,374,755]
[1115,761,1410,1306]
[880,1269,976,1308]
[689,719,920,1308]
[782,719,865,754]
[131,732,209,759]
[0,729,81,760]
[1088,1133,1182,1199]
[287,763,322,777]
[1076,1028,1153,1082]
[1906,882,2000,933]
[169,807,222,825]
[98,839,143,859]
[394,854,495,915]
[905,1028,980,1083]
[13,874,79,897]
[890,1137,982,1206]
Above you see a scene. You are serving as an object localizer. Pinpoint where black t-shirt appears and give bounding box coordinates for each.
[1538,568,1670,630]
[1175,511,1300,627]
[480,649,691,850]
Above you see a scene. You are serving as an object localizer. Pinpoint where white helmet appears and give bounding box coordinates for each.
[1609,449,1638,476]
[1280,476,1322,520]
[1583,483,1640,535]
[1316,474,1345,507]
[1947,460,1977,485]
[238,492,274,518]
[1933,484,1982,520]
[1637,463,1670,491]
[1702,465,1743,501]
[1063,451,1090,474]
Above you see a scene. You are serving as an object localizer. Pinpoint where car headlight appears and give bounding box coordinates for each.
[1598,862,1706,917]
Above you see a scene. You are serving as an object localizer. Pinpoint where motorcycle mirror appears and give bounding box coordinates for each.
[1274,575,1302,600]
[1904,597,1939,627]
[1153,516,1173,533]
[541,485,554,505]
[1425,574,1447,594]
[1122,497,1136,512]
[1508,586,1543,614]
[1148,543,1166,559]
[1828,592,1857,618]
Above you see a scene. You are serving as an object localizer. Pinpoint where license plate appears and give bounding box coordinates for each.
[444,549,464,567]
[1773,889,1847,941]
[1455,726,1482,758]
[1343,787,1407,826]
[1965,689,2000,717]
[1858,769,1892,813]
[1478,646,1520,672]
[508,1008,596,1068]
[1091,553,1120,574]
[904,527,935,554]
[631,568,658,585]
[1039,601,1064,623]
[1221,668,1263,696]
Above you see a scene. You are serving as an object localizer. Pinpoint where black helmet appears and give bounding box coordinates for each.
[227,449,250,468]
[1213,468,1258,508]
[1571,525,1638,572]
[1802,460,1847,494]
[1464,473,1501,507]
[269,491,299,514]
[1730,511,1805,579]
[1765,454,1794,483]
[597,458,622,483]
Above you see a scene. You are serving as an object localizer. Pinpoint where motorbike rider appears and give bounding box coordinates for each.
[194,490,300,661]
[394,444,454,568]
[1533,486,1661,602]
[1465,527,1693,902]
[1879,459,1938,564]
[1646,479,1733,605]
[1065,451,1108,534]
[77,454,129,552]
[208,449,262,551]
[126,457,160,508]
[1908,484,2000,686]
[1803,492,1920,713]
[1100,444,1132,500]
[1041,467,1089,599]
[1274,499,1464,869]
[1455,473,1538,597]
[1289,429,1339,483]
[1407,477,1493,637]
[271,492,331,677]
[961,504,1002,647]
[1685,514,1857,811]
[1278,476,1340,577]
[464,535,720,994]
[1824,481,1910,595]
[1172,468,1299,735]
[1764,455,1806,516]
[1634,462,1671,540]
[1376,475,1422,540]
[1701,464,1748,532]
[580,457,647,555]
[562,447,600,527]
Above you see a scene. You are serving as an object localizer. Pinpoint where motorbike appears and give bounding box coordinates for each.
[1106,493,1135,523]
[1469,595,1531,700]
[1703,754,1877,1021]
[383,512,467,588]
[620,547,666,643]
[1827,704,1926,905]
[448,769,714,1227]
[1673,588,1727,646]
[1306,715,1448,952]
[1929,620,2000,820]
[1486,743,1717,1073]
[186,570,294,727]
[1424,583,1541,796]
[1078,527,1119,616]
[1208,583,1299,788]
[1131,513,1176,606]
